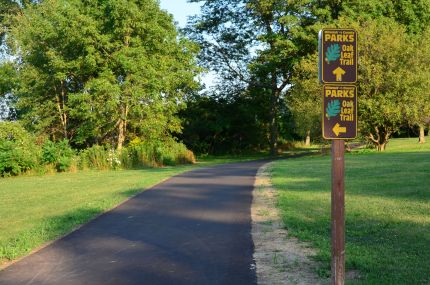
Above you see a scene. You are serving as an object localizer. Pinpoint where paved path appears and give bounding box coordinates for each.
[0,160,268,285]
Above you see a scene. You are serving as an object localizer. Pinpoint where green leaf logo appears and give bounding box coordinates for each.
[326,100,341,119]
[325,44,341,64]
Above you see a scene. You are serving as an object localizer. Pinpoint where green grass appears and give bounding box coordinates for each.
[271,138,430,284]
[0,154,274,266]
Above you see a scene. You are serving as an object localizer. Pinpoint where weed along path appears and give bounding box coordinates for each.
[0,160,268,285]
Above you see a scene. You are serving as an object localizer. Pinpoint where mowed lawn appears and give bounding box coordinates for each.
[271,138,430,284]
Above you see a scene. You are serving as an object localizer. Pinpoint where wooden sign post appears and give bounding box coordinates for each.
[331,139,345,285]
[319,28,358,285]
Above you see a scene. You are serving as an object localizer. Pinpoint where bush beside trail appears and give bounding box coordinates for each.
[0,122,195,177]
[0,122,40,177]
[79,139,195,171]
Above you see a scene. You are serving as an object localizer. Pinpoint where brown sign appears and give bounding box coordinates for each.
[319,29,357,84]
[322,85,357,140]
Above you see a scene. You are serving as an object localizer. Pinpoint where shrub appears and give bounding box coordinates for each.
[0,122,32,142]
[78,145,111,170]
[0,122,40,176]
[126,142,158,168]
[75,139,195,171]
[42,140,75,172]
[177,149,196,165]
[156,140,196,166]
[125,139,195,167]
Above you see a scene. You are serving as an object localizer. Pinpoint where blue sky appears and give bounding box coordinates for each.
[159,0,201,28]
[159,0,216,88]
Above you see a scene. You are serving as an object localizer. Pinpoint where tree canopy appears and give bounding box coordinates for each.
[184,0,430,152]
[3,0,199,149]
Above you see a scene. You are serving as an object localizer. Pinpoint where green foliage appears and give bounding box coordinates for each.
[338,17,428,150]
[288,12,430,149]
[0,0,21,46]
[7,0,199,149]
[77,140,195,171]
[0,121,196,177]
[0,122,40,176]
[187,0,329,154]
[289,53,321,142]
[341,0,430,34]
[180,91,270,154]
[325,100,341,119]
[0,141,37,177]
[188,0,430,151]
[42,140,75,172]
[325,44,341,64]
[78,145,111,170]
[0,121,29,142]
[126,139,195,167]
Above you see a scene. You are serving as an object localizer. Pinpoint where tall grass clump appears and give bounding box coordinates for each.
[77,139,195,170]
[78,145,112,170]
[125,138,195,168]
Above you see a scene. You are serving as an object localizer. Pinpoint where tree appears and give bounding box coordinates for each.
[6,0,199,149]
[342,0,430,35]
[8,0,101,140]
[285,13,430,151]
[338,18,419,151]
[0,62,17,120]
[0,0,37,47]
[403,27,430,144]
[187,0,334,155]
[0,0,19,47]
[179,88,269,154]
[288,53,321,146]
[69,0,199,149]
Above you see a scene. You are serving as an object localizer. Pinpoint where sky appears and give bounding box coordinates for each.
[159,0,202,28]
[159,0,216,88]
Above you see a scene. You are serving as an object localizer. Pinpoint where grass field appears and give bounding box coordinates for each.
[0,153,276,266]
[271,138,430,284]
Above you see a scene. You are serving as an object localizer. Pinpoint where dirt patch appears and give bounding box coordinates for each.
[252,163,328,285]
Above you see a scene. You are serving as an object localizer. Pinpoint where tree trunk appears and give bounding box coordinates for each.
[428,124,430,138]
[269,115,277,156]
[305,130,311,146]
[269,97,278,156]
[116,31,131,152]
[369,127,391,152]
[55,81,68,140]
[117,102,129,151]
[264,16,279,157]
[117,118,126,151]
[419,125,425,144]
[269,74,279,156]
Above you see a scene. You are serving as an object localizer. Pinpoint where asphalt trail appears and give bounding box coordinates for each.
[0,160,268,285]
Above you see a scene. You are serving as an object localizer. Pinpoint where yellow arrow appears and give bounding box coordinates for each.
[333,67,346,81]
[333,123,347,136]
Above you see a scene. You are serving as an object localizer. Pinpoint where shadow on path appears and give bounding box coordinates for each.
[0,160,268,285]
